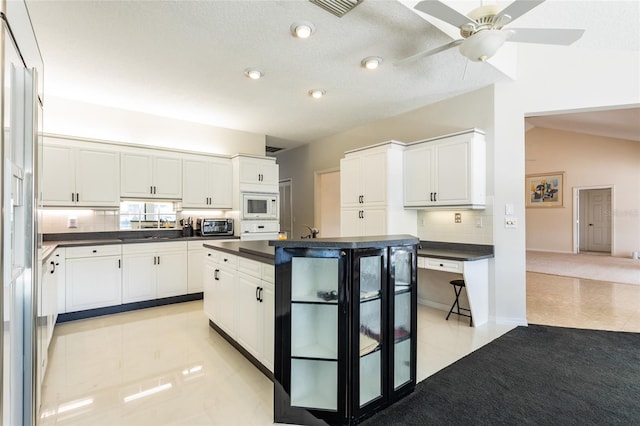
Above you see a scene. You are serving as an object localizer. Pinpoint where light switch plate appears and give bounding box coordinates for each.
[505,203,514,215]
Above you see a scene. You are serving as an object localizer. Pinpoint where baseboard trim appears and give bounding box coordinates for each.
[57,293,203,323]
[208,319,274,381]
[418,299,450,312]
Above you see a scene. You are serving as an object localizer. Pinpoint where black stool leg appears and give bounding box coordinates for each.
[446,285,462,321]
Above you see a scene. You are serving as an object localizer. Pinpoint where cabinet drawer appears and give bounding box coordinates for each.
[422,258,463,273]
[238,257,261,279]
[65,244,121,258]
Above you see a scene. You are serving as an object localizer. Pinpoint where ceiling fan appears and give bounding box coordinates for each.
[399,0,585,63]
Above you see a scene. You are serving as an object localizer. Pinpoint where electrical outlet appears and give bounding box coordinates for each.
[476,217,483,228]
[454,213,462,223]
[505,217,517,228]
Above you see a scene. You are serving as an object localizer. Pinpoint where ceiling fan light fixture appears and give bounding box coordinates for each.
[308,89,326,99]
[361,56,383,70]
[291,21,315,39]
[244,68,264,80]
[459,29,512,62]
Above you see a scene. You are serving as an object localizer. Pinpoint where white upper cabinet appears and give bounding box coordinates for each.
[42,143,120,207]
[121,152,182,199]
[232,155,279,195]
[340,142,416,237]
[403,129,486,209]
[182,157,232,209]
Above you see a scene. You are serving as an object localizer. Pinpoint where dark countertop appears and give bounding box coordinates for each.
[269,234,420,249]
[203,240,274,264]
[417,241,494,261]
[41,231,239,263]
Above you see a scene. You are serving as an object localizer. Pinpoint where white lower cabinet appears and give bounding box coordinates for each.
[122,242,187,303]
[204,248,274,372]
[187,241,205,294]
[65,245,122,312]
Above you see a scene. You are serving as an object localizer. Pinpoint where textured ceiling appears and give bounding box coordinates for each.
[25,1,640,150]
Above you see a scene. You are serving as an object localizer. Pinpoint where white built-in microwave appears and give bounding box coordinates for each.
[242,192,279,220]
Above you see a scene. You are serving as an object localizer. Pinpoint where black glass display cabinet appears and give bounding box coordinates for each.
[273,239,417,426]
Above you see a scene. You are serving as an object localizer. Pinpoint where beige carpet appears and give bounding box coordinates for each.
[526,251,640,286]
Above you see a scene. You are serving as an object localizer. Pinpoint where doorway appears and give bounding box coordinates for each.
[574,187,613,254]
[279,179,293,238]
[314,169,340,238]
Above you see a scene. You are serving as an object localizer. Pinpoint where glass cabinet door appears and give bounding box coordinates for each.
[354,249,387,409]
[390,247,415,390]
[289,252,343,412]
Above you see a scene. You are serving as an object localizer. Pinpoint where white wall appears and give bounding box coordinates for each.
[44,95,266,156]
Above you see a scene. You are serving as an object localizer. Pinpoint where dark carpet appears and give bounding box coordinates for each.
[362,325,640,425]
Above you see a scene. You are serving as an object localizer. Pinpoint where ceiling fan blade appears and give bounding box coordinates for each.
[497,0,545,24]
[414,1,474,28]
[395,40,463,65]
[509,28,585,45]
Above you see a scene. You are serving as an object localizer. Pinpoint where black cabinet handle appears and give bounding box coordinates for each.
[157,256,160,265]
[259,287,263,302]
[92,249,97,253]
[430,192,433,201]
[214,269,219,280]
[77,193,80,202]
[207,253,211,257]
[71,193,75,202]
[50,261,55,274]
[150,186,154,195]
[118,259,121,269]
[255,287,260,301]
[434,192,437,201]
[153,256,157,265]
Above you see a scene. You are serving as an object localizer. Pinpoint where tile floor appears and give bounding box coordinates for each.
[39,272,639,425]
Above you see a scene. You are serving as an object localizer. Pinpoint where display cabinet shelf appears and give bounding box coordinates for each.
[272,235,418,426]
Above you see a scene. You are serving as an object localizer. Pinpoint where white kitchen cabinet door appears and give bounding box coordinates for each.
[122,252,156,303]
[121,152,154,198]
[209,159,233,208]
[42,145,75,205]
[403,130,485,209]
[203,258,216,320]
[235,272,262,360]
[42,146,119,207]
[183,158,232,209]
[234,155,279,193]
[362,208,387,236]
[340,156,361,208]
[182,159,209,207]
[403,144,434,207]
[187,247,205,293]
[75,148,120,207]
[66,255,122,312]
[340,208,363,237]
[214,266,236,335]
[153,156,182,199]
[434,139,471,205]
[360,151,387,206]
[121,153,181,199]
[156,250,187,298]
[260,281,275,372]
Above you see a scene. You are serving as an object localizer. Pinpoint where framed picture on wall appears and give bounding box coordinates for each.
[526,172,565,208]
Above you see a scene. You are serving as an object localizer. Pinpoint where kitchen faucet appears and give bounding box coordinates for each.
[302,225,319,239]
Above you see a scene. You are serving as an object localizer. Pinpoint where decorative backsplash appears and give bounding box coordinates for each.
[417,197,494,245]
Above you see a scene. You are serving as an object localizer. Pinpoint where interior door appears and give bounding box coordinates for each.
[586,189,612,253]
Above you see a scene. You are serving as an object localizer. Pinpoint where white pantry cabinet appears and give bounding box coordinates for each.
[121,152,182,199]
[232,154,279,196]
[42,143,120,207]
[340,142,416,237]
[182,156,232,209]
[404,129,486,209]
[122,242,187,303]
[65,245,122,312]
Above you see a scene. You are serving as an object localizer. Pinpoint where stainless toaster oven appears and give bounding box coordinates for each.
[199,218,234,236]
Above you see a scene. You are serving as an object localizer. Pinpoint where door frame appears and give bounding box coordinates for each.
[572,185,615,254]
[314,167,340,236]
[279,178,293,237]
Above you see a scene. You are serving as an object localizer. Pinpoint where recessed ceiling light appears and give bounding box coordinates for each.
[244,68,263,80]
[361,56,383,70]
[291,21,315,39]
[308,89,326,99]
